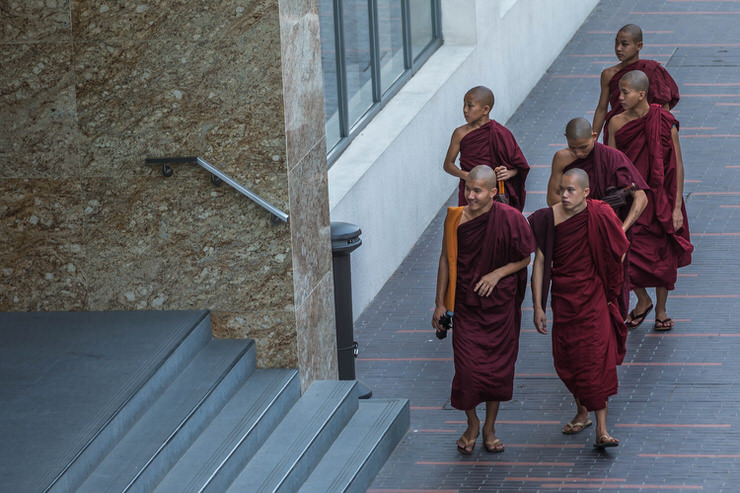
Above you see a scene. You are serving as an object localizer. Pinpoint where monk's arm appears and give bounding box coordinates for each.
[546,151,567,206]
[622,189,647,232]
[530,248,547,334]
[671,125,685,230]
[474,256,530,297]
[433,243,450,330]
[442,130,467,179]
[592,70,612,138]
[606,118,619,148]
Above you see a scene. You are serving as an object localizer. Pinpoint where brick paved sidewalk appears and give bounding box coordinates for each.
[355,1,740,491]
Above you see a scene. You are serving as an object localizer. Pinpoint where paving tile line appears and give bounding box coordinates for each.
[364,1,740,490]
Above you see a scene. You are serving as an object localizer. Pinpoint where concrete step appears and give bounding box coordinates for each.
[76,338,255,493]
[153,369,300,493]
[225,380,359,493]
[5,310,214,493]
[298,399,409,493]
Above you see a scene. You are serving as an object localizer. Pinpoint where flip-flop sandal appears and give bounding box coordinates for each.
[594,434,619,449]
[626,304,653,329]
[654,318,674,331]
[562,419,593,435]
[484,437,505,453]
[456,433,478,455]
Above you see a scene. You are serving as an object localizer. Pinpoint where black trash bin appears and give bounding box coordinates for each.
[330,221,371,399]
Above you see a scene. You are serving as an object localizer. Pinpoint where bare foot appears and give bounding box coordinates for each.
[483,429,504,453]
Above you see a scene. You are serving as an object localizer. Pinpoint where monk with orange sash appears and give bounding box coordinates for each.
[433,166,534,455]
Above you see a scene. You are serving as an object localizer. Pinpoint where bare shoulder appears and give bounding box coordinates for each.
[551,203,565,225]
[552,149,575,170]
[601,64,620,83]
[452,123,473,142]
[609,112,629,132]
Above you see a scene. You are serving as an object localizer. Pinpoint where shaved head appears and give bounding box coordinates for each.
[620,69,649,93]
[565,118,593,140]
[468,165,497,189]
[466,86,495,109]
[563,168,590,189]
[618,24,643,43]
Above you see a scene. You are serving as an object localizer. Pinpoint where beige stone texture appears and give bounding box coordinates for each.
[1,0,336,386]
[0,43,80,179]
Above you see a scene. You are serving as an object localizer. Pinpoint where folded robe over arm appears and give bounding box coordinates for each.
[528,200,629,411]
[614,104,693,290]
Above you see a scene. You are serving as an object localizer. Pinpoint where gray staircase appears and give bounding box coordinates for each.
[0,311,408,493]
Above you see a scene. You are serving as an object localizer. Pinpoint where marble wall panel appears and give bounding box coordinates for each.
[80,175,294,313]
[287,139,332,309]
[0,43,80,179]
[294,270,337,390]
[2,0,335,384]
[212,310,298,369]
[278,0,326,170]
[71,0,274,43]
[73,12,289,210]
[0,0,71,43]
[0,179,86,310]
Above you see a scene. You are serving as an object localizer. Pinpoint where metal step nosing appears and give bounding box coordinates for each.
[325,401,409,492]
[45,311,213,493]
[254,382,358,493]
[122,341,255,493]
[196,371,300,493]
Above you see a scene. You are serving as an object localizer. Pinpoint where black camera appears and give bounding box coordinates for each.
[436,311,453,339]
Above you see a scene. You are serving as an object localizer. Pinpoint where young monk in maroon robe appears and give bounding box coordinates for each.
[433,165,534,455]
[442,86,530,211]
[530,169,629,448]
[608,70,693,331]
[593,24,680,141]
[547,117,648,318]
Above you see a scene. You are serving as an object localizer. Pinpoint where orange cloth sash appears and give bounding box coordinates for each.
[443,207,464,311]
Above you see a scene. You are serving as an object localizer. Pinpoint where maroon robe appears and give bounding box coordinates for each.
[564,142,649,317]
[614,104,693,290]
[449,202,535,410]
[602,59,680,142]
[458,120,530,211]
[528,200,629,411]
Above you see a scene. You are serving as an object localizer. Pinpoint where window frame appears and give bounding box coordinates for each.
[324,0,442,166]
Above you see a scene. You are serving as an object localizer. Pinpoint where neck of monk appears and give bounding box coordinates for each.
[465,201,493,220]
[563,200,587,218]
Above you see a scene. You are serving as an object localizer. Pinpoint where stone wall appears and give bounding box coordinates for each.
[0,0,337,389]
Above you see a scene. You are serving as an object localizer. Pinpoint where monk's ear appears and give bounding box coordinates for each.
[591,131,598,140]
[636,41,643,51]
[584,186,590,198]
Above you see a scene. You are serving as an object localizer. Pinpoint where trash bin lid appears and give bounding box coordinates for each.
[331,221,362,253]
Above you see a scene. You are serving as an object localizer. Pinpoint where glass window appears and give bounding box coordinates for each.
[377,0,405,95]
[342,0,374,128]
[409,0,434,61]
[319,0,441,162]
[319,4,341,151]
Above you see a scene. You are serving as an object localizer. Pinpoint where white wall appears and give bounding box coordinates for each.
[328,0,598,320]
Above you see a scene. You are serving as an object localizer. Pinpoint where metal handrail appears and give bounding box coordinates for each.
[144,156,289,223]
